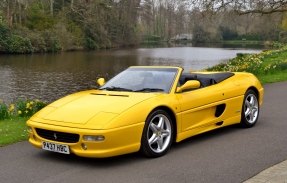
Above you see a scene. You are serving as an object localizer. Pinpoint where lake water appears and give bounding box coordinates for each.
[0,45,262,103]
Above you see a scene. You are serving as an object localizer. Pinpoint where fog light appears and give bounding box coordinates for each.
[83,135,105,141]
[33,135,37,141]
[81,143,87,150]
[27,126,33,133]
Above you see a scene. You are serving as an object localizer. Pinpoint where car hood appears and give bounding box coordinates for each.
[33,90,156,126]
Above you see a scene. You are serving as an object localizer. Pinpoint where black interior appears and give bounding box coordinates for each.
[179,72,235,88]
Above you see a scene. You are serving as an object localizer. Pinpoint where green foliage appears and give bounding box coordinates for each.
[0,24,12,52]
[0,100,9,120]
[8,35,34,53]
[279,31,287,43]
[85,37,100,50]
[0,99,47,120]
[236,53,245,58]
[66,21,84,46]
[26,4,56,31]
[192,25,210,43]
[42,30,61,52]
[14,99,47,117]
[28,32,47,52]
[0,24,34,53]
[11,25,46,52]
[142,35,162,42]
[219,26,238,40]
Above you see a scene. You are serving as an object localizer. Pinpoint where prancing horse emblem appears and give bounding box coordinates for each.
[54,133,57,139]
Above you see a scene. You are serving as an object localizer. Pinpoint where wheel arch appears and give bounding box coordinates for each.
[246,86,259,98]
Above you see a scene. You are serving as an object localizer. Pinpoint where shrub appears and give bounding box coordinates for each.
[236,53,245,58]
[0,100,9,120]
[34,99,47,113]
[8,35,34,53]
[85,37,99,50]
[14,99,47,117]
[42,30,61,52]
[219,26,238,40]
[28,32,47,52]
[0,24,12,52]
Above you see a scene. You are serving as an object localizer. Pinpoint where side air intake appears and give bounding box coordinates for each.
[215,104,226,117]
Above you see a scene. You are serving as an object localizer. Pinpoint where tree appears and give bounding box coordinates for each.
[219,26,238,40]
[282,13,287,30]
[192,25,210,43]
[187,0,287,15]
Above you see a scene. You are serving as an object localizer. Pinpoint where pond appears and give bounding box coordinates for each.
[0,45,263,103]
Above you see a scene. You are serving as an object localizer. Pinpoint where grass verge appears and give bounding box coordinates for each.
[0,117,29,146]
[205,47,287,84]
[257,71,287,84]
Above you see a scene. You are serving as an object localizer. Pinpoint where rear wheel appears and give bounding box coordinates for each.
[240,90,259,128]
[140,110,173,158]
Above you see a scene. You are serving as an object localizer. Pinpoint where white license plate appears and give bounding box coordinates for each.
[42,141,70,154]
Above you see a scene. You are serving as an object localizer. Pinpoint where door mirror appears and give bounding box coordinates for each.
[176,80,200,93]
[97,78,105,86]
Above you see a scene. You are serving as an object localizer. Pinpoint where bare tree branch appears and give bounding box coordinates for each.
[187,0,287,15]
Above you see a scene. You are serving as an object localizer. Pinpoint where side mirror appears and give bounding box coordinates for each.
[97,78,105,86]
[176,80,200,93]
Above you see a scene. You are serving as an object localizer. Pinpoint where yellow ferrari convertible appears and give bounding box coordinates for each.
[27,66,264,158]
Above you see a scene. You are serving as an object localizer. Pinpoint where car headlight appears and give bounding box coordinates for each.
[83,135,105,141]
[27,126,33,133]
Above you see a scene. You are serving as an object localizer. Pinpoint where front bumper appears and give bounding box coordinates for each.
[26,120,144,158]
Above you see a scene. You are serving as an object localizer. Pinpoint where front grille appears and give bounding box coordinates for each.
[36,128,80,143]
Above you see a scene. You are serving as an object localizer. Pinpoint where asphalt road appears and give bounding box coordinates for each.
[1,81,287,183]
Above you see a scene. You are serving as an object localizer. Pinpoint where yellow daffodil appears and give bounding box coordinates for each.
[9,104,15,111]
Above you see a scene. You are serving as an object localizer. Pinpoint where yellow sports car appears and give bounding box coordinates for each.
[26,66,264,158]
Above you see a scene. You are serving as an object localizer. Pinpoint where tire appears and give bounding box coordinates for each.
[140,109,173,158]
[240,90,259,128]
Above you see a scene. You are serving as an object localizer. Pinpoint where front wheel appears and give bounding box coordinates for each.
[240,90,259,128]
[140,110,173,158]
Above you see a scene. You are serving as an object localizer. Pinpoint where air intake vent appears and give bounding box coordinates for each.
[36,128,79,143]
[90,93,129,97]
[215,104,226,117]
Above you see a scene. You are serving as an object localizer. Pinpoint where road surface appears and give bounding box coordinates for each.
[1,81,287,183]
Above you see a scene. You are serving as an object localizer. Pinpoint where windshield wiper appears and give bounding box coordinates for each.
[99,86,133,92]
[134,88,164,92]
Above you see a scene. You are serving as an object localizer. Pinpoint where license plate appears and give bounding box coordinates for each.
[42,141,70,154]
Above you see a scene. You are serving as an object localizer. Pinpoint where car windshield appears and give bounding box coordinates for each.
[99,68,178,93]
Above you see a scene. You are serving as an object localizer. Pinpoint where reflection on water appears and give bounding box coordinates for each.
[0,46,262,103]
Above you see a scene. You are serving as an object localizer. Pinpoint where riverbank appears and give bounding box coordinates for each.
[206,47,287,84]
